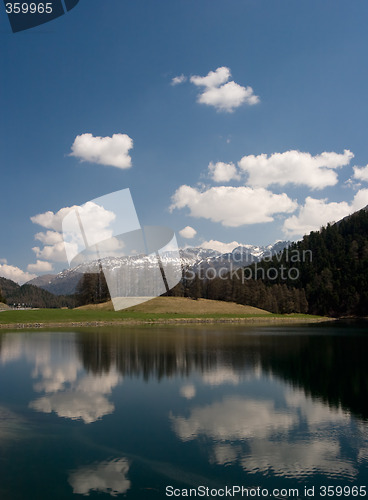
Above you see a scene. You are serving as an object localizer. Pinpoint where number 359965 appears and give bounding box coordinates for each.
[5,3,53,14]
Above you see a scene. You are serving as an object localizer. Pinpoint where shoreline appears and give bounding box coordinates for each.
[0,315,335,330]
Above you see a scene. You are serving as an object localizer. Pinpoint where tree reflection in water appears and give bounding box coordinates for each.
[75,322,368,419]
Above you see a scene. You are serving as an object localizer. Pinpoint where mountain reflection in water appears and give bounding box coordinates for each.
[0,323,367,498]
[73,324,368,420]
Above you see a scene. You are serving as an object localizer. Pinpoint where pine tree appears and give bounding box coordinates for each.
[76,271,110,306]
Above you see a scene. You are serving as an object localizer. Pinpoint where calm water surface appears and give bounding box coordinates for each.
[0,322,367,499]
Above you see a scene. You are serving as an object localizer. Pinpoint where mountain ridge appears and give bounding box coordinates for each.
[0,276,75,308]
[27,240,291,295]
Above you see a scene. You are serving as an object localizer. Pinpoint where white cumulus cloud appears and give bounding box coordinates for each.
[32,242,68,263]
[70,133,133,169]
[238,149,354,189]
[34,231,63,245]
[200,240,241,253]
[179,226,197,239]
[62,201,116,249]
[170,185,297,227]
[171,74,187,85]
[31,206,76,232]
[0,264,36,285]
[208,161,240,183]
[352,188,368,209]
[189,66,259,112]
[353,164,368,182]
[27,260,54,273]
[283,189,368,238]
[31,202,117,264]
[190,67,231,88]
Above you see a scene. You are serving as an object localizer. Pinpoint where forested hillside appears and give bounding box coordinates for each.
[0,277,75,308]
[168,208,368,316]
[251,208,368,316]
[168,273,308,314]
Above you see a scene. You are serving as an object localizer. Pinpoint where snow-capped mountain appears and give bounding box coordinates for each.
[27,241,290,295]
[181,240,290,271]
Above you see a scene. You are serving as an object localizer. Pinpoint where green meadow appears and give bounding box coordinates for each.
[0,308,326,327]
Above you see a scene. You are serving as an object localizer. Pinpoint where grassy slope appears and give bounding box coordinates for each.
[75,297,271,314]
[0,297,325,326]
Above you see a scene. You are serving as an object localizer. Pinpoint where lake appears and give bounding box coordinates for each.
[0,322,367,499]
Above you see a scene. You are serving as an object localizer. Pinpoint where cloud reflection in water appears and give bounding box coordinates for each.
[171,388,359,479]
[68,458,131,496]
[0,333,122,423]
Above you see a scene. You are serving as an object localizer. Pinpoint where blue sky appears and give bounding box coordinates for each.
[1,0,368,283]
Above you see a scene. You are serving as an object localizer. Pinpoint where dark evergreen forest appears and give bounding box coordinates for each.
[252,208,368,316]
[168,208,368,316]
[0,276,75,308]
